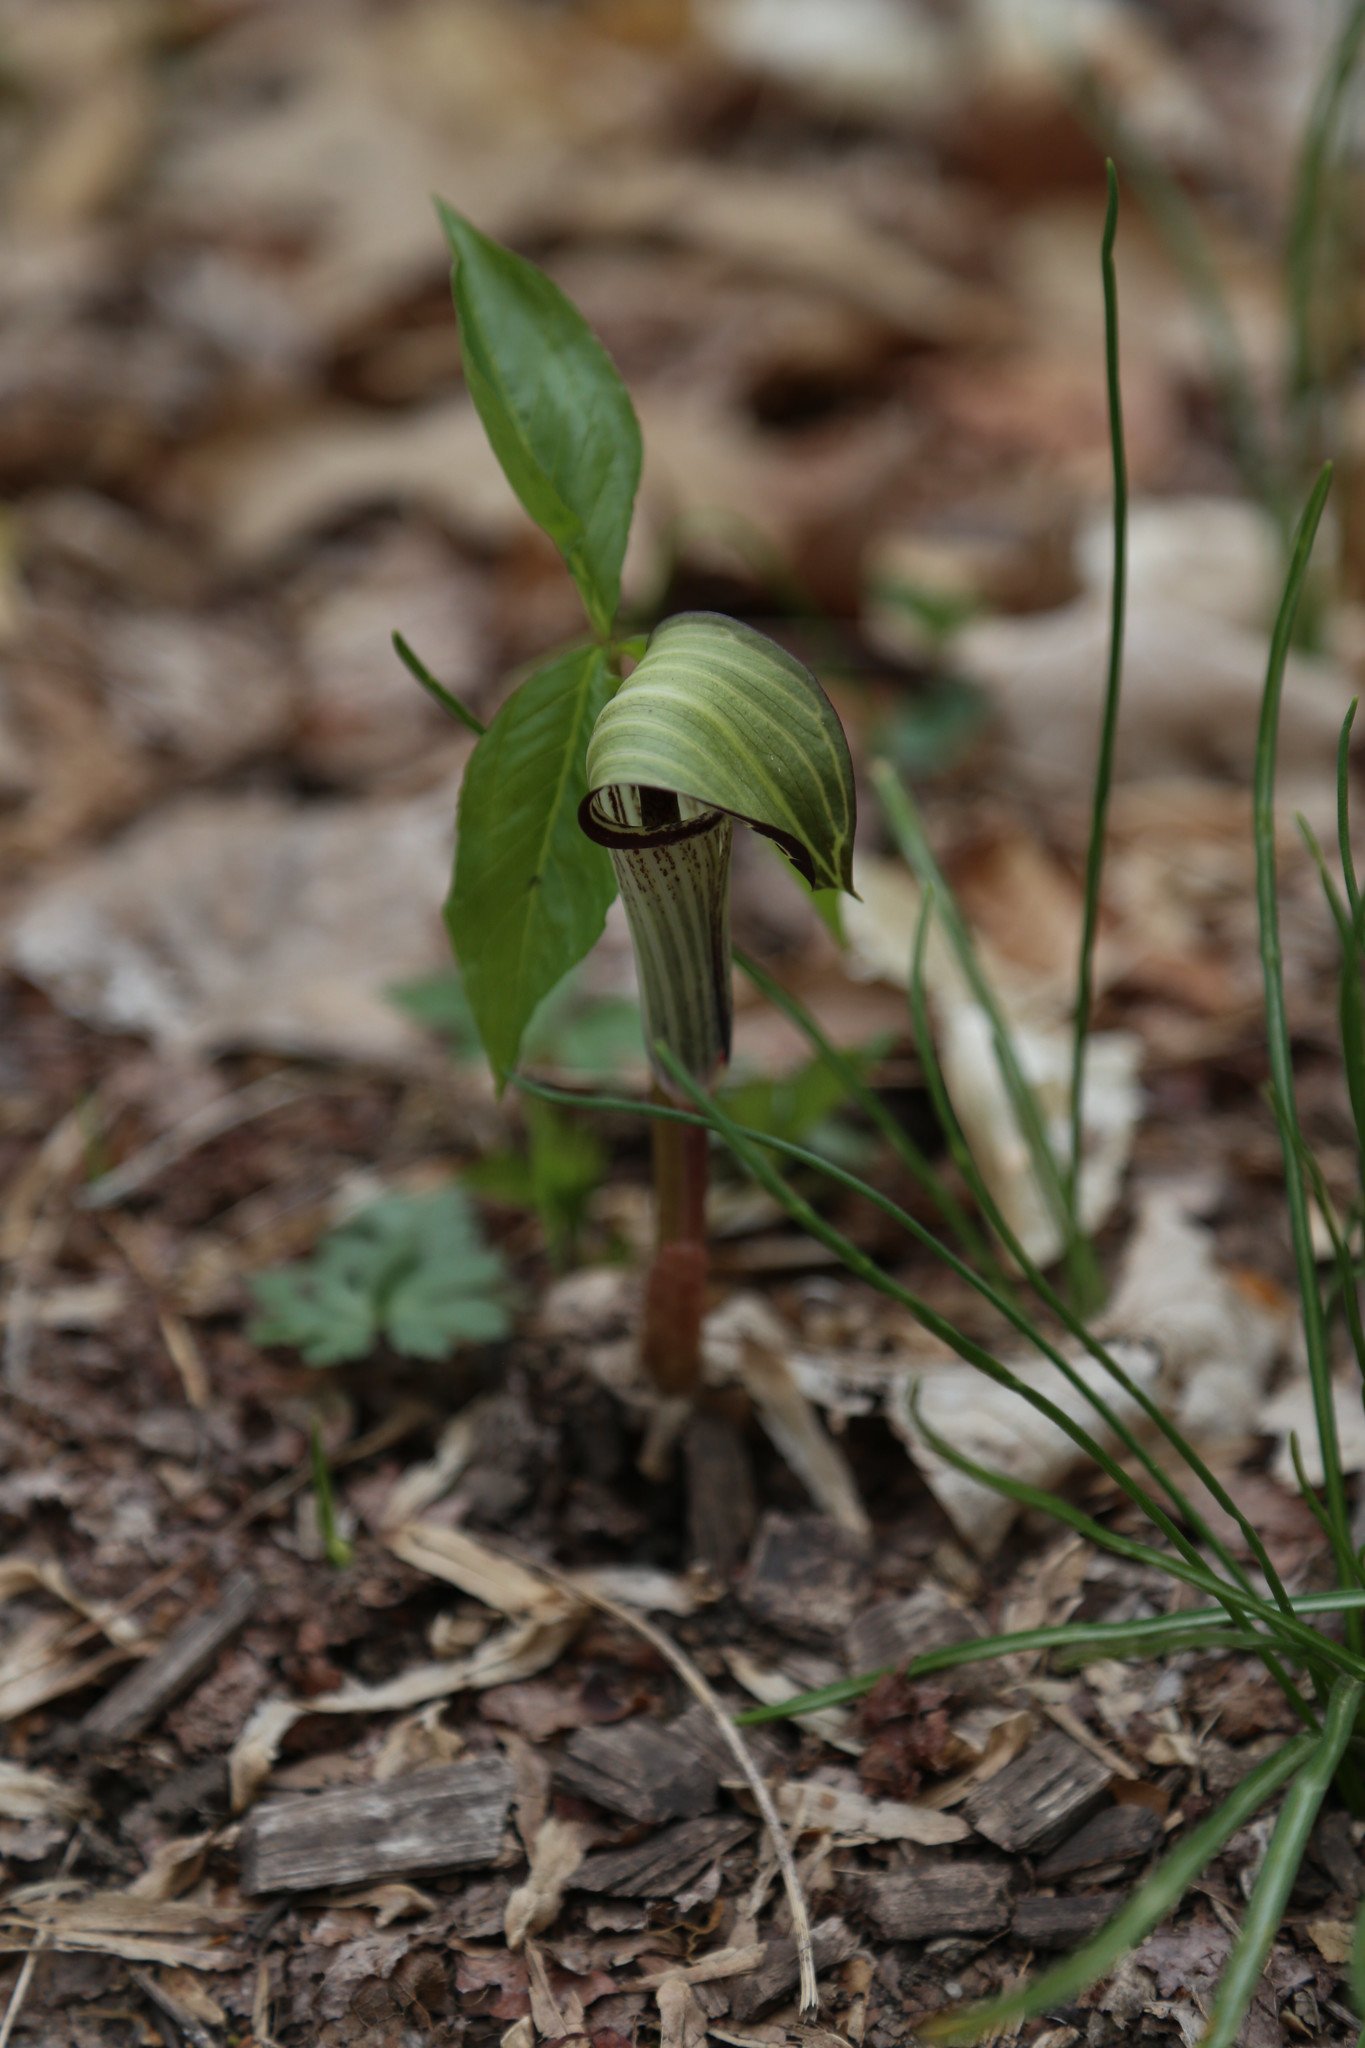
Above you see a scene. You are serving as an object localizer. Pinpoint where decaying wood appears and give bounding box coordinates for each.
[858,1863,1013,1941]
[81,1571,258,1744]
[556,1718,718,1823]
[844,1586,979,1674]
[668,1699,785,1782]
[1011,1892,1116,1947]
[239,1754,514,1896]
[726,1917,858,2022]
[962,1727,1112,1856]
[574,1815,753,1897]
[1035,1801,1160,1880]
[685,1407,756,1581]
[739,1513,867,1645]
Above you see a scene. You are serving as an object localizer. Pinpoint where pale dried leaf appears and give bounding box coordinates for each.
[886,1339,1160,1558]
[774,1781,969,1845]
[504,1817,587,1950]
[657,1971,709,2048]
[0,1762,90,1823]
[938,1001,1141,1265]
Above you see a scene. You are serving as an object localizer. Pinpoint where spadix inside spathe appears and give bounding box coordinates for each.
[580,613,857,1094]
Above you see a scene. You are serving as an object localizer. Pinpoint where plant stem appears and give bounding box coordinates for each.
[640,1093,710,1396]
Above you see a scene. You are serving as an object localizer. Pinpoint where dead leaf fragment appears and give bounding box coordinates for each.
[504,1817,587,1949]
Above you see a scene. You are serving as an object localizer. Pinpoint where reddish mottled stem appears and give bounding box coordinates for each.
[640,1094,709,1397]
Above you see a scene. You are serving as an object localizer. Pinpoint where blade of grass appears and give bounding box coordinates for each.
[919,1733,1316,2043]
[1254,462,1363,1641]
[1338,700,1360,921]
[873,760,1102,1312]
[1199,1677,1363,2048]
[1068,158,1128,1218]
[911,896,1304,1632]
[646,1048,1362,1704]
[740,1584,1365,1723]
[904,1383,1317,1726]
[517,1066,1353,1702]
[309,1419,354,1571]
[392,631,487,737]
[732,945,997,1277]
[1286,1,1365,429]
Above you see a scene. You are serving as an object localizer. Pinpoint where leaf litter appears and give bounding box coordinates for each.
[3,0,1365,2042]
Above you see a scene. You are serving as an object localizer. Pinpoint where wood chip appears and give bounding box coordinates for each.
[859,1863,1013,1941]
[685,1407,756,1581]
[556,1718,719,1823]
[239,1754,514,1896]
[961,1726,1111,1856]
[1034,1802,1160,1880]
[1011,1893,1116,1948]
[81,1571,257,1744]
[726,1918,858,2022]
[574,1815,753,1897]
[843,1586,979,1674]
[739,1513,867,1645]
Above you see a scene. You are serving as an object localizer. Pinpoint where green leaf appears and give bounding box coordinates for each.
[438,202,642,636]
[584,612,857,895]
[447,643,617,1082]
[249,1188,512,1366]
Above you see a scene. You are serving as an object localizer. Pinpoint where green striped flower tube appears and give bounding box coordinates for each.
[581,612,856,1098]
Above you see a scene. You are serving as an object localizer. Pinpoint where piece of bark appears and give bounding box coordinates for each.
[573,1814,753,1897]
[81,1571,257,1743]
[844,1586,979,1674]
[685,1408,756,1581]
[859,1863,1013,1941]
[668,1700,785,1782]
[239,1754,514,1896]
[1012,1892,1116,1948]
[962,1727,1111,1857]
[739,1513,866,1645]
[557,1718,718,1823]
[1035,1802,1160,1880]
[726,1917,858,2022]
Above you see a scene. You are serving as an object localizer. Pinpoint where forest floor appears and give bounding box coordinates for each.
[3,2,1365,2043]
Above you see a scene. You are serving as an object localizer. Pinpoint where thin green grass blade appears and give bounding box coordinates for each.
[736,1586,1365,1723]
[392,631,487,736]
[1068,159,1128,1216]
[733,945,1004,1282]
[905,1385,1318,1726]
[919,1735,1315,2043]
[735,1612,1260,1725]
[1254,462,1363,1636]
[1286,1,1365,426]
[643,1050,1365,1703]
[912,896,1302,1628]
[874,763,1101,1310]
[515,1067,1357,1695]
[1199,1677,1362,2048]
[1337,699,1360,920]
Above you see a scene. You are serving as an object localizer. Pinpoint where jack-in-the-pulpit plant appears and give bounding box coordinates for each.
[411,205,856,1395]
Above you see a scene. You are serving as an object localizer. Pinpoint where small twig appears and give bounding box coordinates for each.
[0,1829,81,2048]
[532,1563,818,2016]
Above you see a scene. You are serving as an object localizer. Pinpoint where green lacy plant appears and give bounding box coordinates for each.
[523,170,1365,2044]
[400,206,859,1397]
[249,1186,512,1367]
